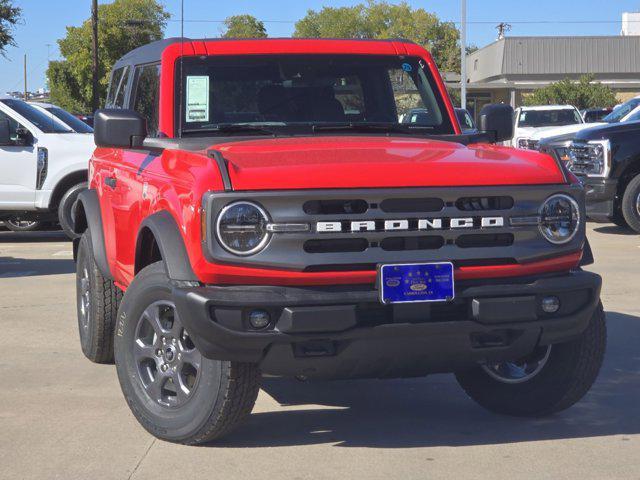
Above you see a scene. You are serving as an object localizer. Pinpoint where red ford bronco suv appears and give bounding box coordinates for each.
[72,38,605,445]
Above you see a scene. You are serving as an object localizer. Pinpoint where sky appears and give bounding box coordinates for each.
[2,0,640,93]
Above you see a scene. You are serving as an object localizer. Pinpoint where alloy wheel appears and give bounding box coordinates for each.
[481,345,552,384]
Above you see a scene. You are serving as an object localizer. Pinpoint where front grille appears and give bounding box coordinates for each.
[568,145,595,175]
[203,185,585,271]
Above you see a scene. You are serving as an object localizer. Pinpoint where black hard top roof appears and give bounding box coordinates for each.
[112,37,417,70]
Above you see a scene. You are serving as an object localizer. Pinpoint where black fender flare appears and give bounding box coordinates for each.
[72,189,113,280]
[135,210,198,282]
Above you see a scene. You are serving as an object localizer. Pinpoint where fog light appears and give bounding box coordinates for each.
[541,296,560,314]
[248,309,271,329]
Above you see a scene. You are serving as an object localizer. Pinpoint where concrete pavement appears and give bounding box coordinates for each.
[0,225,639,480]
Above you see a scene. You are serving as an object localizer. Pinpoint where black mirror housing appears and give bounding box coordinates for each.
[479,104,514,143]
[94,109,147,148]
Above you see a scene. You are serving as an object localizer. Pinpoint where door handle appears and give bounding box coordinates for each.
[104,177,117,189]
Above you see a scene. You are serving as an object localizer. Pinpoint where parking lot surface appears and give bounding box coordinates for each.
[1,224,639,480]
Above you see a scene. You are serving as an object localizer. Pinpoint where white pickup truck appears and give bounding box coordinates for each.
[512,105,583,149]
[0,96,94,237]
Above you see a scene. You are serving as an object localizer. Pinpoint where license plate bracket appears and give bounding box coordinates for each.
[379,262,455,304]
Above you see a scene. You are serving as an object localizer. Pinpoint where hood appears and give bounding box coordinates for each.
[529,122,603,141]
[215,136,564,190]
[575,120,640,141]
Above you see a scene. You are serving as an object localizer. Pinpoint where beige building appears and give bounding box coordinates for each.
[452,35,640,121]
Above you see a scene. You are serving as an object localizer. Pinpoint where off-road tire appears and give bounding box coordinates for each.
[456,303,606,417]
[58,181,87,239]
[76,229,122,363]
[114,262,261,444]
[621,174,640,233]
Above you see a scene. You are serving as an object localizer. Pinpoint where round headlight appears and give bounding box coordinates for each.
[216,201,270,255]
[539,194,580,244]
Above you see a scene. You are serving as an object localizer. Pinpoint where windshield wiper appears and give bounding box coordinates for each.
[182,124,280,135]
[312,122,433,134]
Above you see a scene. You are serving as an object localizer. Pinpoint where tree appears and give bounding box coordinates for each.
[0,0,21,57]
[524,75,618,110]
[222,15,267,38]
[47,0,169,113]
[294,0,462,73]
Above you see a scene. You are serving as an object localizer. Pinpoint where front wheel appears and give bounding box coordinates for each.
[456,303,606,417]
[114,262,261,444]
[621,174,640,233]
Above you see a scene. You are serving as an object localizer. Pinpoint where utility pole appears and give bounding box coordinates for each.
[23,54,27,100]
[460,0,467,110]
[91,0,99,113]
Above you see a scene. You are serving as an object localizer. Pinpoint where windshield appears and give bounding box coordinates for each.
[176,54,454,135]
[517,109,582,128]
[602,98,640,123]
[45,106,93,133]
[0,99,73,133]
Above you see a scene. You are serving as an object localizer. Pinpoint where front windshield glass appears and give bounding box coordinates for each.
[46,106,93,133]
[0,99,73,133]
[518,109,582,128]
[602,98,640,123]
[176,54,455,135]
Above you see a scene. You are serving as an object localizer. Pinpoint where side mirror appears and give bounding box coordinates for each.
[0,119,11,146]
[479,104,514,143]
[94,109,147,148]
[14,126,33,147]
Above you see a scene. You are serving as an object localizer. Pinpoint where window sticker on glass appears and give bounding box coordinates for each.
[186,76,209,123]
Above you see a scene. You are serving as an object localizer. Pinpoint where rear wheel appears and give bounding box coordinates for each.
[4,217,41,232]
[76,229,123,363]
[456,303,606,417]
[58,181,87,239]
[115,262,261,444]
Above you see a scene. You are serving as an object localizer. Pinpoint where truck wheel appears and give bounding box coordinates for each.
[58,181,87,239]
[621,174,640,233]
[4,218,42,232]
[114,262,261,444]
[456,303,606,417]
[76,229,123,363]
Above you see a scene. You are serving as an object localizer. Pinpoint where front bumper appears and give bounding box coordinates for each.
[173,271,601,379]
[580,176,618,221]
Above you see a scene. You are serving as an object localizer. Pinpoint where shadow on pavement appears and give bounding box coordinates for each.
[593,225,637,236]
[0,230,69,243]
[216,310,640,448]
[0,256,75,277]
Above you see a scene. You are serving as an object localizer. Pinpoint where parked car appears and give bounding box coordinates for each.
[71,38,604,445]
[75,114,94,128]
[512,105,583,148]
[581,108,613,123]
[455,108,478,134]
[29,102,94,134]
[0,96,94,237]
[522,96,640,149]
[539,119,640,231]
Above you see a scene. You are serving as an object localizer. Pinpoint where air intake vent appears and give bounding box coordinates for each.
[455,234,514,248]
[380,197,444,213]
[304,238,368,253]
[303,199,368,215]
[456,196,514,211]
[380,236,444,251]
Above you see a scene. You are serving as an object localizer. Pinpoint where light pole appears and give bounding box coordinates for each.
[91,0,99,113]
[460,0,467,110]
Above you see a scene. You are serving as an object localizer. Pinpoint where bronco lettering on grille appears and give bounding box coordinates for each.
[316,217,504,233]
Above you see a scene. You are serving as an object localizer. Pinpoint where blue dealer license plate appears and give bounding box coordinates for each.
[379,262,455,304]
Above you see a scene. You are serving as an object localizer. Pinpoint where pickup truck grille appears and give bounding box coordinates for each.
[202,185,584,271]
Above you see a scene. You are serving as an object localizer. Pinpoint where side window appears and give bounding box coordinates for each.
[133,64,161,137]
[105,68,124,107]
[0,109,21,142]
[114,66,131,108]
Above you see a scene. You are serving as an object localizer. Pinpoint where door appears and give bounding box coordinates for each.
[0,109,36,208]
